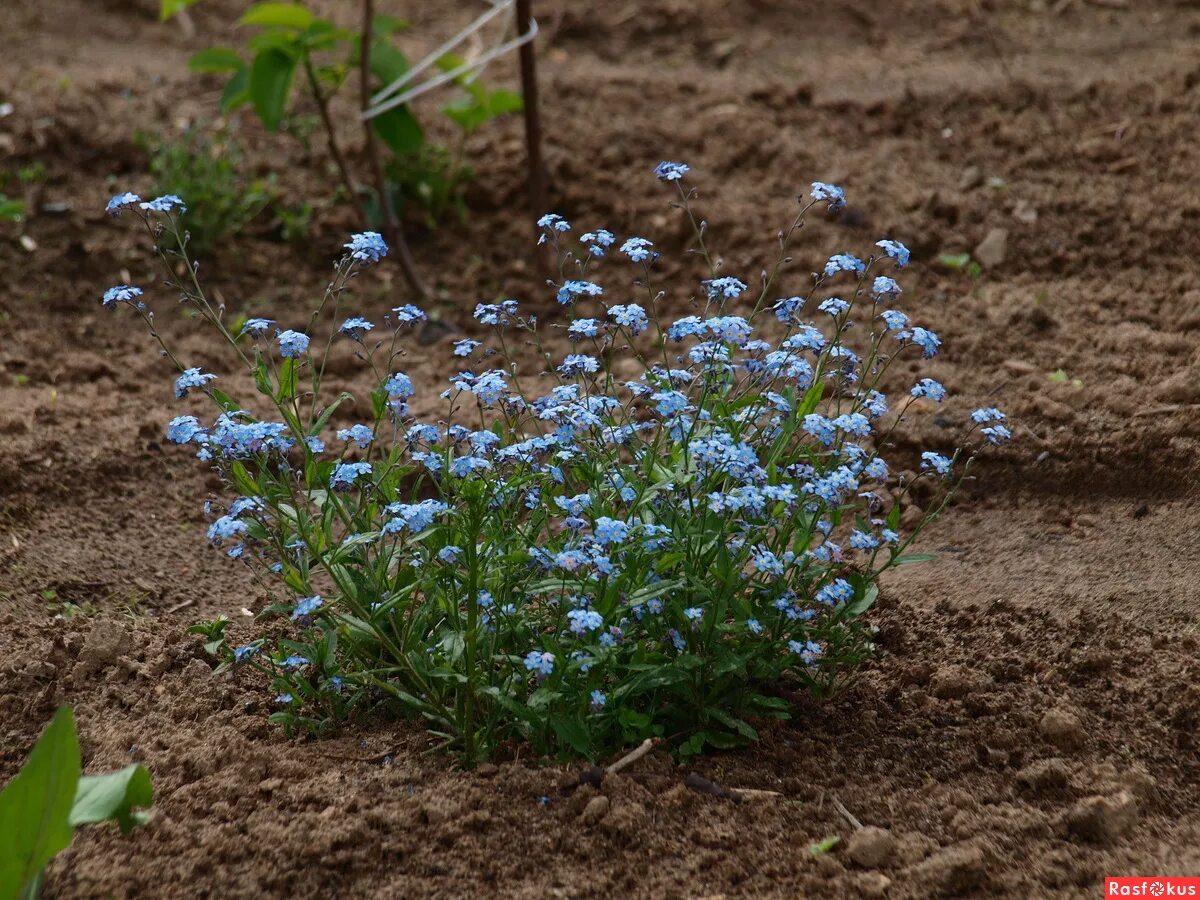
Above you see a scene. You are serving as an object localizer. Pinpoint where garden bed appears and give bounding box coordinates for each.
[2,0,1199,896]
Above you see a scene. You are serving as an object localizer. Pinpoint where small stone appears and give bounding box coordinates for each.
[930,665,977,700]
[79,620,131,670]
[1040,708,1085,751]
[1016,758,1071,796]
[1002,359,1038,377]
[973,228,1008,267]
[910,843,988,896]
[1012,200,1038,224]
[1154,369,1200,404]
[846,826,896,869]
[857,872,892,898]
[958,166,983,191]
[579,795,610,826]
[1066,792,1137,843]
[259,777,283,794]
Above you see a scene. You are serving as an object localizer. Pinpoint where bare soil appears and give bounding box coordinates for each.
[2,1,1200,897]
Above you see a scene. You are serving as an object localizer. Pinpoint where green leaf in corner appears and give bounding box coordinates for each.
[239,2,315,30]
[160,0,200,21]
[188,47,244,74]
[70,765,154,835]
[249,48,297,131]
[0,706,81,900]
[809,835,841,855]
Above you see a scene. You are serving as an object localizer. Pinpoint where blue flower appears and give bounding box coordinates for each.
[970,407,1006,424]
[911,378,946,402]
[292,595,323,619]
[906,327,941,358]
[849,530,879,550]
[818,297,849,317]
[174,367,216,399]
[339,317,375,340]
[392,304,427,326]
[331,461,372,490]
[654,161,689,182]
[438,546,462,564]
[620,236,655,262]
[139,194,187,214]
[557,279,603,305]
[105,192,140,215]
[593,517,630,546]
[233,645,259,663]
[275,693,294,705]
[537,213,570,232]
[747,619,763,634]
[824,254,865,277]
[810,182,846,212]
[452,338,481,357]
[703,276,748,301]
[524,650,555,676]
[337,424,375,448]
[876,239,910,267]
[652,390,688,417]
[102,285,142,309]
[609,304,648,335]
[706,315,752,344]
[344,231,389,264]
[872,276,902,297]
[385,372,414,399]
[281,654,309,670]
[568,318,601,340]
[815,579,854,606]
[982,424,1012,444]
[567,608,604,635]
[667,316,706,341]
[559,354,599,376]
[580,229,615,256]
[879,310,909,332]
[240,318,275,336]
[684,607,703,621]
[306,435,326,453]
[167,415,204,444]
[207,515,247,544]
[276,330,310,358]
[590,690,607,711]
[920,451,952,475]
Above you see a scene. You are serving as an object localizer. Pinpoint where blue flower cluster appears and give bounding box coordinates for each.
[104,165,1009,762]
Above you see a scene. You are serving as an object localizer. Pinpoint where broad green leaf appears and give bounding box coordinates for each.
[369,40,409,85]
[0,198,24,223]
[219,66,251,113]
[70,765,153,835]
[0,706,81,900]
[277,358,298,402]
[239,2,314,30]
[249,48,297,131]
[844,583,878,617]
[372,105,423,156]
[188,47,244,73]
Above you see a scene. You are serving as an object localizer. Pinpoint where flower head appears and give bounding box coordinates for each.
[140,194,187,214]
[339,317,375,340]
[876,239,910,267]
[174,367,216,399]
[105,192,141,215]
[276,330,310,358]
[810,182,846,212]
[102,285,143,309]
[344,231,388,264]
[654,161,689,182]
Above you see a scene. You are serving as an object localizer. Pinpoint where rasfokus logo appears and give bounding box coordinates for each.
[1106,878,1200,897]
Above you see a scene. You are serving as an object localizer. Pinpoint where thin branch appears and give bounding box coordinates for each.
[515,0,547,231]
[361,0,429,301]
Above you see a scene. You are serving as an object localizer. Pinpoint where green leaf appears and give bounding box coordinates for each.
[249,48,297,131]
[219,66,251,114]
[369,40,410,85]
[277,358,298,402]
[239,2,315,30]
[809,835,841,855]
[0,706,81,900]
[70,765,153,835]
[188,47,244,73]
[892,553,936,566]
[160,0,200,21]
[844,583,878,617]
[551,717,592,757]
[372,104,424,156]
[0,197,25,223]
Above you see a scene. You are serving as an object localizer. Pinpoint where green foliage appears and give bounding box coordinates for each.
[0,707,152,900]
[173,0,520,229]
[141,126,275,254]
[187,615,231,657]
[0,195,24,223]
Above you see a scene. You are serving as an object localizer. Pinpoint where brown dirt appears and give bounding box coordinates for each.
[2,0,1200,897]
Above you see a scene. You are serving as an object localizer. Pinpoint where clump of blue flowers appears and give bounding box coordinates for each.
[104,169,1009,764]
